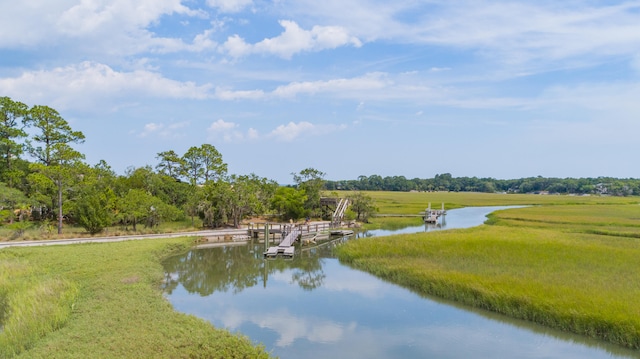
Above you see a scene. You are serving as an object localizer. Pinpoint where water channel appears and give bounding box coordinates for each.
[162,206,640,358]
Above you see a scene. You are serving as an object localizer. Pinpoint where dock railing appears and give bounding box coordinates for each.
[248,222,333,239]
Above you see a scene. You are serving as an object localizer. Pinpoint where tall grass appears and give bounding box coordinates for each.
[0,256,78,357]
[0,238,272,358]
[337,203,640,349]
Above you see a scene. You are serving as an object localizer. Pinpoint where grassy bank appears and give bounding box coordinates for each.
[337,199,640,349]
[0,238,272,359]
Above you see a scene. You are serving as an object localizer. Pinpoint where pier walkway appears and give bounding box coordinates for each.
[424,203,447,223]
[264,226,300,258]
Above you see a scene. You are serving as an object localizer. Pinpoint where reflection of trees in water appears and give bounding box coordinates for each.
[162,243,327,295]
[290,260,325,291]
[163,246,262,296]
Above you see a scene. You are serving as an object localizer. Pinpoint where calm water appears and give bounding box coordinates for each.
[163,207,640,358]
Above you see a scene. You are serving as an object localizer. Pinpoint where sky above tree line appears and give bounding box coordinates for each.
[1,1,639,184]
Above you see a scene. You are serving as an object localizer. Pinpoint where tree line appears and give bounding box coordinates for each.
[325,173,640,196]
[1,96,353,237]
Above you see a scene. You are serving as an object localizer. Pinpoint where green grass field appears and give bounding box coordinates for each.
[337,192,640,348]
[0,238,272,359]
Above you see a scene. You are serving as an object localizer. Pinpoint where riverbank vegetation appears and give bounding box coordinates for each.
[0,237,272,358]
[337,201,640,349]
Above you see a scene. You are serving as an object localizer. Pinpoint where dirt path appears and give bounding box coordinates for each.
[0,228,249,248]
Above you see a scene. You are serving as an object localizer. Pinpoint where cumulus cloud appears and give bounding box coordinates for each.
[137,121,189,138]
[0,61,212,110]
[222,20,362,59]
[268,121,347,142]
[0,0,202,54]
[207,119,259,142]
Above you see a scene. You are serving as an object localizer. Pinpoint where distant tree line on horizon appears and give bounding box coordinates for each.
[325,173,640,196]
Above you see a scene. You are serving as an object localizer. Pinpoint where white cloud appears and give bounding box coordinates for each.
[209,119,238,132]
[0,0,202,54]
[0,62,212,110]
[268,121,346,142]
[207,119,259,142]
[140,123,164,137]
[272,72,388,98]
[247,127,259,140]
[207,119,346,143]
[283,1,640,70]
[222,20,361,59]
[137,121,189,138]
[269,121,314,141]
[206,0,253,13]
[190,28,219,52]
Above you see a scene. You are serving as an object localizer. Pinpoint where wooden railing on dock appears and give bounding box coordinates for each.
[247,222,333,239]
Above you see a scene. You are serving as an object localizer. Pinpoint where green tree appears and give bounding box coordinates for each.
[0,182,31,224]
[227,174,278,227]
[0,97,29,187]
[270,187,307,221]
[181,144,228,226]
[181,144,227,185]
[75,187,114,234]
[25,105,85,234]
[156,150,184,179]
[199,180,239,228]
[292,168,325,217]
[73,162,117,234]
[117,189,181,231]
[349,191,377,223]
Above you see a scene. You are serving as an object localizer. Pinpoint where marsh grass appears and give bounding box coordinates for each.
[0,257,78,357]
[358,191,638,215]
[337,202,640,349]
[0,238,271,358]
[363,216,423,230]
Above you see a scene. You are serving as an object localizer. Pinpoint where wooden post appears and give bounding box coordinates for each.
[264,222,269,253]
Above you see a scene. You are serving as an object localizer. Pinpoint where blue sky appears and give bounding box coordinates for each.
[1,1,640,184]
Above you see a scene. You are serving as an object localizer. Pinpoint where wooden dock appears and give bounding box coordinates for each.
[264,226,300,259]
[424,203,446,223]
